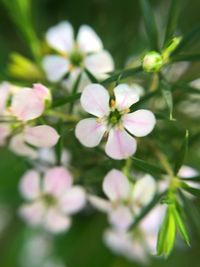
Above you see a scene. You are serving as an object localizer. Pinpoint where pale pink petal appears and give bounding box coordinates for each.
[77,25,103,53]
[84,50,114,75]
[9,134,37,159]
[103,169,130,201]
[46,21,74,53]
[44,208,71,233]
[33,83,51,102]
[42,55,69,82]
[178,165,198,178]
[0,124,11,146]
[108,206,133,230]
[132,175,156,212]
[59,186,86,214]
[123,109,156,137]
[80,84,110,117]
[19,170,41,200]
[11,88,44,121]
[114,84,139,110]
[105,128,137,160]
[75,118,106,147]
[24,125,60,148]
[0,82,10,114]
[88,195,111,212]
[43,167,72,197]
[19,201,45,226]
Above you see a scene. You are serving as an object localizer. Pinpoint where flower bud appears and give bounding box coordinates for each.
[142,51,163,72]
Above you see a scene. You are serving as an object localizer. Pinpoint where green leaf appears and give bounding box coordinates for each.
[172,206,190,246]
[52,92,81,108]
[171,54,200,62]
[179,175,200,182]
[69,72,82,113]
[131,157,165,176]
[181,182,200,198]
[157,206,176,257]
[174,130,189,175]
[171,24,200,56]
[139,0,159,50]
[164,0,181,46]
[101,66,142,86]
[161,79,174,120]
[84,68,99,83]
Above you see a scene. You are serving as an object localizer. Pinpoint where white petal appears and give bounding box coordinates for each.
[24,125,60,148]
[114,84,139,110]
[80,84,110,117]
[43,167,72,197]
[0,124,11,146]
[42,55,69,82]
[77,25,103,53]
[59,186,86,214]
[132,175,156,210]
[19,201,45,226]
[33,83,51,102]
[19,170,41,200]
[88,195,111,212]
[123,109,156,137]
[46,21,74,53]
[11,88,44,121]
[44,208,71,233]
[9,134,37,159]
[178,165,198,178]
[108,206,133,230]
[103,169,130,201]
[84,50,114,75]
[105,128,137,160]
[75,118,106,147]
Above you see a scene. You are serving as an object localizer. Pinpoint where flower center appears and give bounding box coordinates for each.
[69,49,84,67]
[108,109,122,126]
[42,194,57,207]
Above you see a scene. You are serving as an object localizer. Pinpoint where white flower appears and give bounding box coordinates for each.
[75,83,156,159]
[42,21,114,88]
[19,167,86,234]
[89,169,156,231]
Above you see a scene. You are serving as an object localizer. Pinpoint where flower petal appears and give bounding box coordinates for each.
[11,88,44,121]
[80,84,110,117]
[33,83,51,102]
[77,25,103,53]
[46,21,74,53]
[103,169,130,201]
[114,84,139,110]
[9,134,37,159]
[88,195,111,212]
[75,118,106,147]
[84,50,114,76]
[19,201,45,226]
[123,109,156,137]
[105,128,137,160]
[108,206,133,230]
[59,186,86,214]
[19,170,41,200]
[24,125,60,148]
[43,167,72,197]
[42,55,69,82]
[178,165,198,178]
[132,174,156,211]
[44,208,71,233]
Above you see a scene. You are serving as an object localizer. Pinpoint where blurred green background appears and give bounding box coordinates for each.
[0,0,200,267]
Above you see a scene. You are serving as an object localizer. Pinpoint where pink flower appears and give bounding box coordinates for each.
[19,167,86,233]
[89,169,156,231]
[75,83,156,159]
[42,21,114,88]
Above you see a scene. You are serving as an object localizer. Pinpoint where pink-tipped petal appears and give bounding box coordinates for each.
[84,50,114,75]
[108,206,133,230]
[103,169,130,201]
[33,83,51,102]
[105,128,137,160]
[88,195,111,212]
[44,208,71,233]
[19,170,41,200]
[77,25,103,53]
[75,118,106,147]
[80,84,110,117]
[114,84,139,110]
[19,201,45,226]
[123,109,156,137]
[42,55,69,82]
[46,21,74,53]
[43,167,72,197]
[59,186,86,214]
[24,125,60,148]
[11,88,44,121]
